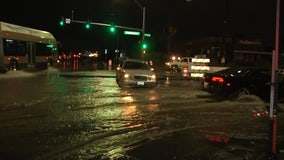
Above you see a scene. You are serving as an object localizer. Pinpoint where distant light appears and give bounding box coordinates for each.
[89,52,98,57]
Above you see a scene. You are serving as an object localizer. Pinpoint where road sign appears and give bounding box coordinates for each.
[65,18,71,24]
[144,33,151,37]
[124,31,151,37]
[124,31,140,36]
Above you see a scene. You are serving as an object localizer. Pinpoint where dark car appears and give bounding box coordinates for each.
[201,66,284,101]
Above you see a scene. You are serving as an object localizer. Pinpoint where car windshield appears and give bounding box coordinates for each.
[123,61,149,69]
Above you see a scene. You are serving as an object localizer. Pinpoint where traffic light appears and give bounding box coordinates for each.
[109,25,116,33]
[140,41,148,54]
[142,50,147,54]
[85,20,91,29]
[59,17,65,26]
[141,41,148,50]
[142,43,147,50]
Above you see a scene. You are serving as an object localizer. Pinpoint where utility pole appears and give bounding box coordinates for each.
[269,0,280,159]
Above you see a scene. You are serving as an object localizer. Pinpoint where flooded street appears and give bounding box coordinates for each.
[0,68,283,160]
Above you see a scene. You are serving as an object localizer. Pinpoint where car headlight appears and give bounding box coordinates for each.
[150,74,156,80]
[124,73,130,79]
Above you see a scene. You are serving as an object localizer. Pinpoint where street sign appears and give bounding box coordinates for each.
[65,18,71,24]
[124,31,151,37]
[124,31,140,36]
[144,33,151,37]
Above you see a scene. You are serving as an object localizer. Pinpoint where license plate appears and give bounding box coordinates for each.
[137,81,145,85]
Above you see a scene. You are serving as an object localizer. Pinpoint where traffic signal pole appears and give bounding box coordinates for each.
[68,19,143,32]
[134,0,146,59]
[61,1,147,59]
[141,6,146,60]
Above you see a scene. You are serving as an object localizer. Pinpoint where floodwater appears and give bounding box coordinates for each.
[0,68,282,160]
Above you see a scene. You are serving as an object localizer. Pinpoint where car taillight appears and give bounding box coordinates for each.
[211,76,224,83]
[182,66,189,72]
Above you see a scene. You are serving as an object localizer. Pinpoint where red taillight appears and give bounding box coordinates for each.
[211,76,224,83]
[182,66,189,72]
[8,57,20,61]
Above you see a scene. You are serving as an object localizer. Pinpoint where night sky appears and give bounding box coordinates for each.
[0,0,282,52]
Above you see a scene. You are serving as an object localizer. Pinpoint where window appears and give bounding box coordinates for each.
[3,39,27,56]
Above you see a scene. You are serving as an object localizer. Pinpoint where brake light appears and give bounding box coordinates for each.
[182,66,189,72]
[8,57,20,61]
[211,76,224,83]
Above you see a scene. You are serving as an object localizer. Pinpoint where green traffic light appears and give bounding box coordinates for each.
[59,21,64,26]
[85,23,90,29]
[142,43,147,49]
[85,19,91,29]
[59,17,65,26]
[110,26,115,32]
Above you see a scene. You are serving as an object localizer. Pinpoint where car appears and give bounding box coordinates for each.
[115,58,157,88]
[200,66,284,101]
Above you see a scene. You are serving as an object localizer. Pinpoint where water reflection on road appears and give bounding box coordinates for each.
[0,69,276,160]
[45,75,205,159]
